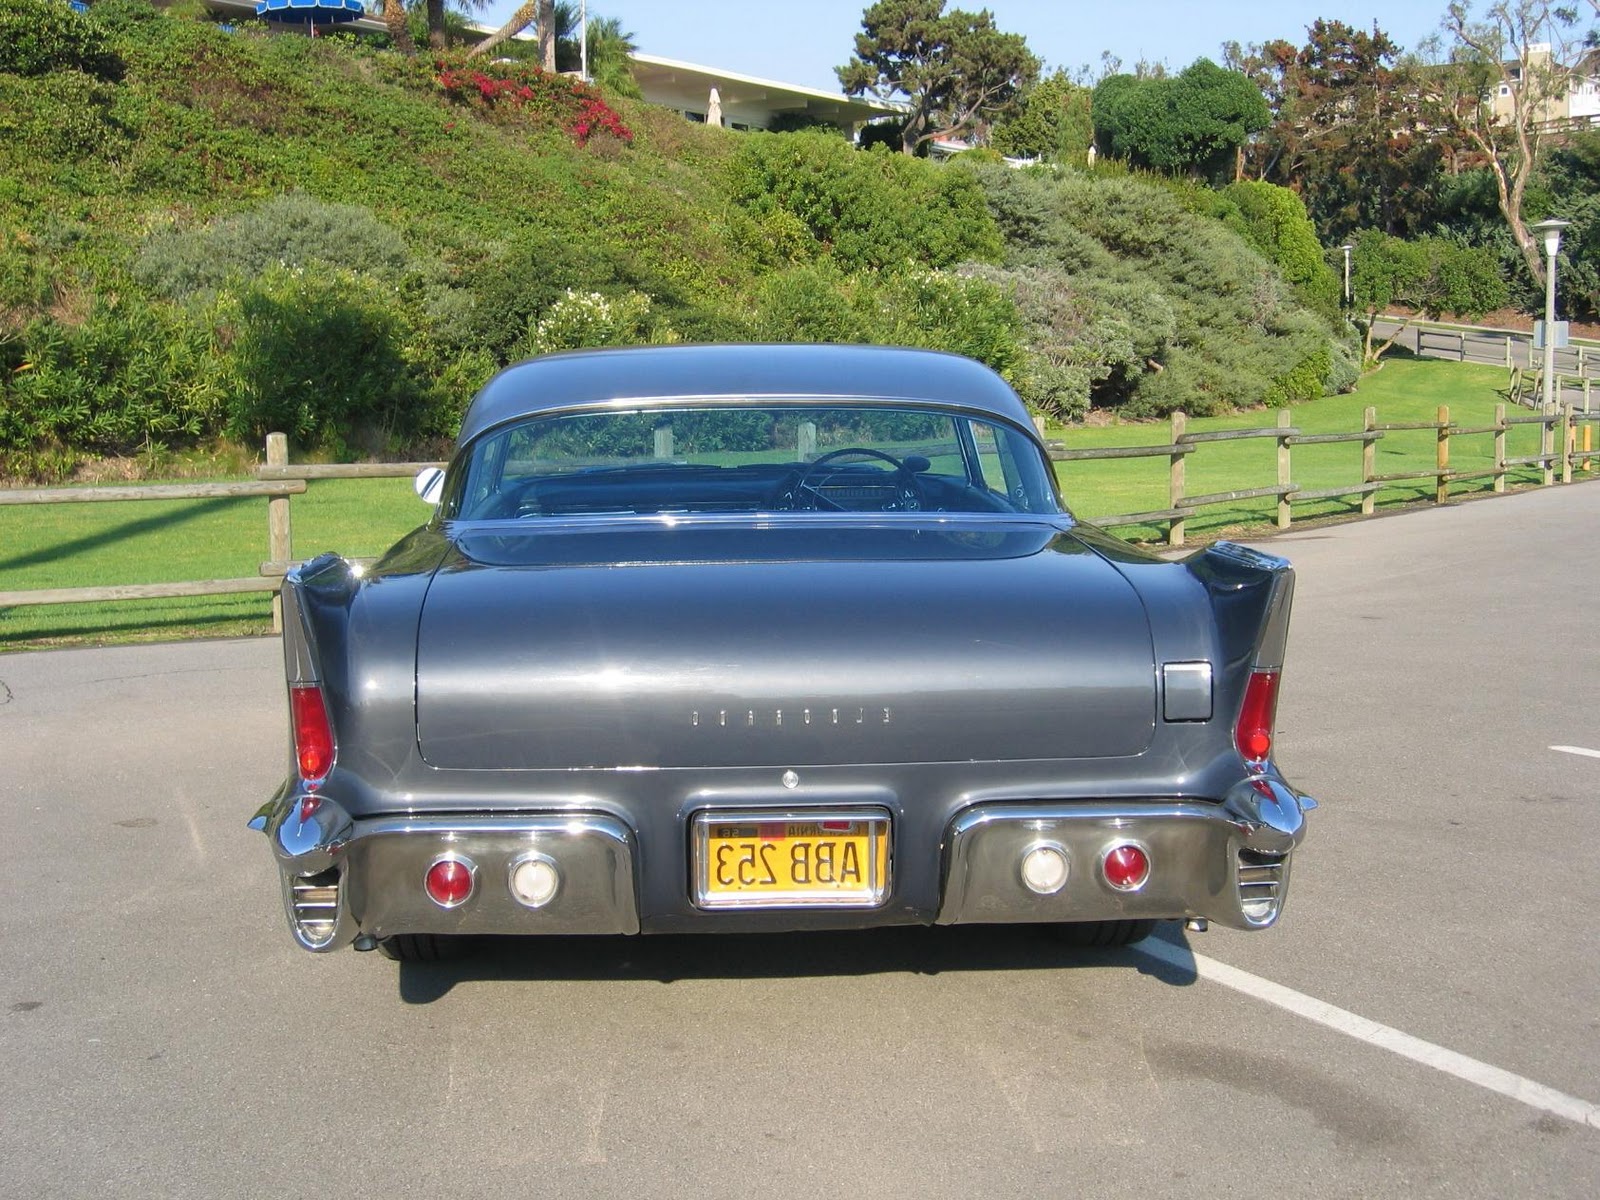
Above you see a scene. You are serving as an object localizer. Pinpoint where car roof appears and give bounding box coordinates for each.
[457,344,1034,446]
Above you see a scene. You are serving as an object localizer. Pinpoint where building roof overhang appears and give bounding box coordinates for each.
[627,53,903,127]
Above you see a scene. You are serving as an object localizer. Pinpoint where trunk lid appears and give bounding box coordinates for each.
[415,522,1155,769]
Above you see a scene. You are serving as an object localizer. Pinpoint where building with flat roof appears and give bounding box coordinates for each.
[627,53,900,133]
[198,4,901,135]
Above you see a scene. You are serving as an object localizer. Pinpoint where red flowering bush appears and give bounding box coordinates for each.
[429,57,632,147]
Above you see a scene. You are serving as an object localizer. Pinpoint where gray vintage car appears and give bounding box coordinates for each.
[250,344,1313,961]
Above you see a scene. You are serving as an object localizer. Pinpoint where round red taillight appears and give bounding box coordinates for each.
[1102,844,1150,892]
[424,858,475,908]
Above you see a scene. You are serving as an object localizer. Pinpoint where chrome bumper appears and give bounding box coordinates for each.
[251,788,639,952]
[937,778,1314,931]
[252,776,1312,950]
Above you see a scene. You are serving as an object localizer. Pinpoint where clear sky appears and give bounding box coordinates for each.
[471,0,1458,94]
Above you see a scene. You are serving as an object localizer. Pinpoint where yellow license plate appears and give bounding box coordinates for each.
[693,810,891,909]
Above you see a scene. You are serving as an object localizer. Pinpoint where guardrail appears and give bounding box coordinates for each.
[1052,403,1600,546]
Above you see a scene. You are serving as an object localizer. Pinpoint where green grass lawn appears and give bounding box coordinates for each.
[2,357,1594,650]
[0,479,424,648]
[1050,357,1586,541]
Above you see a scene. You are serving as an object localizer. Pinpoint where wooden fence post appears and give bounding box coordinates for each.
[1168,411,1186,548]
[266,432,290,634]
[1542,404,1555,487]
[1276,409,1292,529]
[1493,403,1507,493]
[1436,405,1450,505]
[1362,406,1377,515]
[653,424,674,459]
[1504,336,1513,370]
[1560,405,1572,484]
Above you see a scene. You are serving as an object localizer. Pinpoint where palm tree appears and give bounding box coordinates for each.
[470,0,561,65]
[577,16,640,98]
[381,0,415,54]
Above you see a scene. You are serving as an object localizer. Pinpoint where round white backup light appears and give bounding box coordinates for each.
[508,855,561,909]
[1020,844,1070,895]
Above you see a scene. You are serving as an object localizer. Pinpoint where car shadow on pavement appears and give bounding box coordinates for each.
[394,923,1200,1003]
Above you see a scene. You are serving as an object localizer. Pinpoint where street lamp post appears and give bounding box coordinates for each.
[1340,243,1353,307]
[1532,218,1571,413]
[1531,218,1571,485]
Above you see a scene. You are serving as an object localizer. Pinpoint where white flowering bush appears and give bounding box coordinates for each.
[528,289,672,354]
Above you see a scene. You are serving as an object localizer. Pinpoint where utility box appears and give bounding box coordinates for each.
[1533,320,1570,349]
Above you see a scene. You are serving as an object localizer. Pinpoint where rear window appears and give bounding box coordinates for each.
[447,402,1060,520]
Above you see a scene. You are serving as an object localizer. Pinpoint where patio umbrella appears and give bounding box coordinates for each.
[254,0,366,33]
[706,87,723,128]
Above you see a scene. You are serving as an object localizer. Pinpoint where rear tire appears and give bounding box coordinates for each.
[377,933,465,962]
[1049,919,1157,948]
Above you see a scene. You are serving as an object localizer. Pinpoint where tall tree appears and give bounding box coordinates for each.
[989,69,1092,161]
[1230,21,1447,240]
[1091,58,1268,179]
[837,0,1038,155]
[1430,1,1587,288]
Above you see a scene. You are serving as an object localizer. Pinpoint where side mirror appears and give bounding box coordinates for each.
[414,466,445,506]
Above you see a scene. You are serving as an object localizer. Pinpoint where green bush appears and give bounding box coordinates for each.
[0,69,129,165]
[973,165,1342,416]
[224,268,422,455]
[729,132,1002,271]
[0,0,122,80]
[1221,181,1342,320]
[753,264,1024,384]
[135,192,413,299]
[872,270,1025,384]
[86,0,161,35]
[0,294,225,455]
[754,264,870,343]
[452,231,617,358]
[960,263,1176,420]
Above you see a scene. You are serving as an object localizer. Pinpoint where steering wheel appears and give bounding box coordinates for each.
[790,447,922,512]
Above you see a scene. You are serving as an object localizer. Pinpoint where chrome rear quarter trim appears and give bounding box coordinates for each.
[344,813,640,938]
[938,784,1312,931]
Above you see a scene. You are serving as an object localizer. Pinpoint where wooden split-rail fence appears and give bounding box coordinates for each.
[2,409,1598,625]
[1052,403,1600,546]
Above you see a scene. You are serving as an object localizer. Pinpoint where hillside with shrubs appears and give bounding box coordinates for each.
[0,0,1353,480]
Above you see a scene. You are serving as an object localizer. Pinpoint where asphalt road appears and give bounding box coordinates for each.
[1370,318,1597,407]
[3,484,1599,1198]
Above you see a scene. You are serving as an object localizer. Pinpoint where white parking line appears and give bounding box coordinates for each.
[1550,745,1600,760]
[1136,938,1600,1130]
